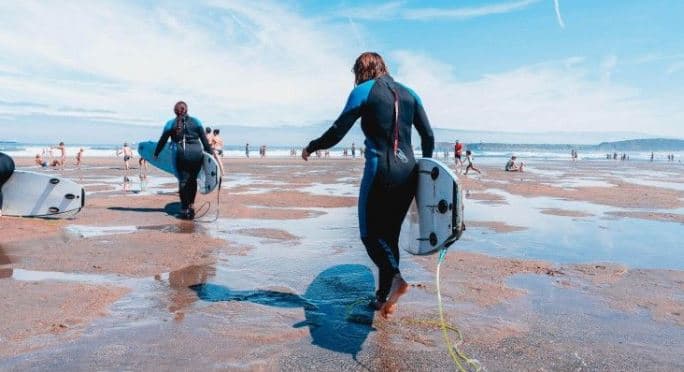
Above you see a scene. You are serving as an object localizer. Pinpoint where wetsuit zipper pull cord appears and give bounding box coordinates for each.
[391,88,400,157]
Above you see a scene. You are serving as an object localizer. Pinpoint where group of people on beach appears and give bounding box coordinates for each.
[608,152,629,161]
[33,142,74,169]
[150,52,434,318]
[242,143,270,158]
[0,53,424,317]
[0,52,539,318]
[453,140,481,175]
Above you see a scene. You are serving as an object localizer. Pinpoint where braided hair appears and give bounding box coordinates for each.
[173,101,188,138]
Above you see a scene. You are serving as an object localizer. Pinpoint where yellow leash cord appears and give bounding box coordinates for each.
[437,248,483,371]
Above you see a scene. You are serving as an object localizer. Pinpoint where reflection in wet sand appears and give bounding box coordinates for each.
[139,222,198,234]
[0,245,12,279]
[168,264,216,314]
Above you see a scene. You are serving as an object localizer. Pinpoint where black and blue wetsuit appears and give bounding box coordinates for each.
[0,152,15,212]
[155,116,212,214]
[306,75,434,303]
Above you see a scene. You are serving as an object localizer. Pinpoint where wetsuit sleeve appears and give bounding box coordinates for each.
[306,80,374,153]
[154,120,173,157]
[411,92,434,158]
[194,118,213,153]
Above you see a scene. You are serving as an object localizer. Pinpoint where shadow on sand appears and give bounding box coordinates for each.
[190,264,376,358]
[107,202,180,216]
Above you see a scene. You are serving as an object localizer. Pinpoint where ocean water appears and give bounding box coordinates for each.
[2,141,683,162]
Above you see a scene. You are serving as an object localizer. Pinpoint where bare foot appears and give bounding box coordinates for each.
[380,274,409,319]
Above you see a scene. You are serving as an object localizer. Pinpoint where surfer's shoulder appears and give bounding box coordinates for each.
[163,119,175,132]
[342,79,375,113]
[396,82,423,106]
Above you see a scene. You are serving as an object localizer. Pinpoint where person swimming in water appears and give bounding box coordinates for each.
[302,52,434,319]
[154,101,212,220]
[0,152,16,217]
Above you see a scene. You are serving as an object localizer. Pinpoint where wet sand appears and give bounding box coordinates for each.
[1,157,683,370]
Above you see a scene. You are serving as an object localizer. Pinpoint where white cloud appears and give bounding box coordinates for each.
[390,51,683,137]
[601,55,618,81]
[667,61,684,75]
[0,1,681,140]
[0,0,358,126]
[338,0,540,21]
[553,0,565,28]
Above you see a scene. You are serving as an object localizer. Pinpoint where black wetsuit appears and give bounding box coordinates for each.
[0,152,16,211]
[155,116,212,212]
[306,75,434,302]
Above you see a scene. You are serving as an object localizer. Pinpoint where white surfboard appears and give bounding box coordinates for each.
[400,158,465,255]
[2,171,85,217]
[137,141,221,194]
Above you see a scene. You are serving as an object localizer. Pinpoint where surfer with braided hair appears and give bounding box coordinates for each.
[0,152,16,217]
[302,52,435,318]
[154,101,212,220]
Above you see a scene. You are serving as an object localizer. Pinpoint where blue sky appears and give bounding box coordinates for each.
[0,0,682,139]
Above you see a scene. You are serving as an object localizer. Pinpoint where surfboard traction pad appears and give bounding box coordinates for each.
[3,171,85,217]
[44,183,85,217]
[402,158,465,256]
[427,163,464,251]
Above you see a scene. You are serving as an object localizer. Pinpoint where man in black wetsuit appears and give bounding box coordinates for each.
[154,101,212,220]
[302,52,434,318]
[0,152,16,217]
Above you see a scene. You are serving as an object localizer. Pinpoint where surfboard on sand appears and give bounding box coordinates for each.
[2,170,85,217]
[400,158,465,255]
[137,141,221,194]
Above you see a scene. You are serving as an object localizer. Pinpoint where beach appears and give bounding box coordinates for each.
[1,156,683,370]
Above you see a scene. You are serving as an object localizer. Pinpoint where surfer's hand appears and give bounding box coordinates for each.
[301,148,310,161]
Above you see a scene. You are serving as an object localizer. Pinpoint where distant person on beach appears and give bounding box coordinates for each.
[301,52,434,318]
[505,156,524,172]
[205,127,213,145]
[212,129,224,156]
[463,150,481,175]
[245,143,250,158]
[454,140,463,169]
[52,142,66,169]
[75,148,84,167]
[0,152,16,217]
[351,142,356,158]
[139,158,148,180]
[117,143,133,171]
[154,101,212,220]
[650,152,654,162]
[211,129,225,175]
[35,154,48,168]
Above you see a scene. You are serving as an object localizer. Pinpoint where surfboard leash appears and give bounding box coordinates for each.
[194,177,221,223]
[436,247,483,372]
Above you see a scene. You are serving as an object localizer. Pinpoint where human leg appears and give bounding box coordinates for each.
[176,144,204,218]
[379,180,416,317]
